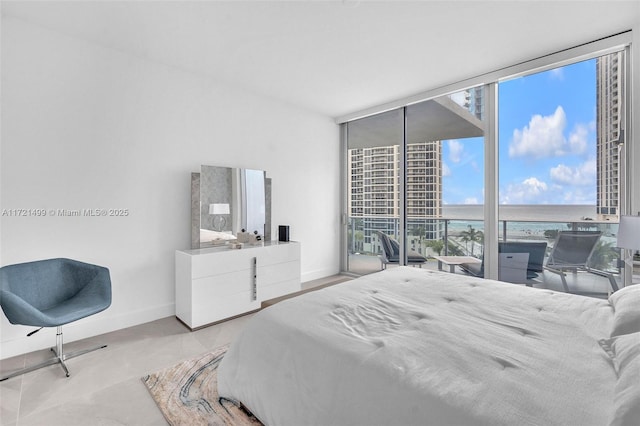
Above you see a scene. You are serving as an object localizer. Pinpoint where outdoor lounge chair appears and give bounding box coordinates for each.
[375,231,427,270]
[544,230,618,293]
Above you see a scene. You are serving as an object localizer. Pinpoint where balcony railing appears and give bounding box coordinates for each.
[346,215,622,278]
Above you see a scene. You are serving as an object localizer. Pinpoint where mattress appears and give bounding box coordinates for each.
[217,267,636,426]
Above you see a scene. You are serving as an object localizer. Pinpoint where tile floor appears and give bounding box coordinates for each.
[0,275,345,426]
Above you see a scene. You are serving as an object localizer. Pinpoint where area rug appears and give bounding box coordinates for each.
[142,345,262,426]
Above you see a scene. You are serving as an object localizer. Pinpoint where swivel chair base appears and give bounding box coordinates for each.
[0,326,107,381]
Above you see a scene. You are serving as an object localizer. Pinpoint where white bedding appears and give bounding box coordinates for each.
[218,267,621,426]
[199,228,236,243]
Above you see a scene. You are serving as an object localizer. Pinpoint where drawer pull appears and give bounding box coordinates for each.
[251,257,257,301]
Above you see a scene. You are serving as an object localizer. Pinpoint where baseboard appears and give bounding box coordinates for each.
[0,303,175,360]
[301,266,341,283]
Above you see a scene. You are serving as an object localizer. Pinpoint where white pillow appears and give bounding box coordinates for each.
[599,332,640,426]
[609,284,640,337]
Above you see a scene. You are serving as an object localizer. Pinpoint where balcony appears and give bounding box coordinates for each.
[345,212,625,296]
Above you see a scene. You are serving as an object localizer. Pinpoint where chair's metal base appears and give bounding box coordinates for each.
[0,326,107,382]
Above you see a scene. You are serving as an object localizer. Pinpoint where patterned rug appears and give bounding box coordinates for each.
[142,345,262,426]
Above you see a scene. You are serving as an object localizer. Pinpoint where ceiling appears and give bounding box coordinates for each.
[2,1,639,119]
[348,96,484,149]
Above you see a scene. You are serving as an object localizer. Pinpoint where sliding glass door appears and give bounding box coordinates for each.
[344,87,486,276]
[406,88,486,268]
[345,109,403,275]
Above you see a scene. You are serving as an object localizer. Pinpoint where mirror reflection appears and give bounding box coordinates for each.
[192,165,268,248]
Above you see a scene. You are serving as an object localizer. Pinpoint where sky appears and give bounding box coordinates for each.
[442,58,598,205]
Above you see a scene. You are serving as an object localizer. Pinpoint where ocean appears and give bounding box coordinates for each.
[440,204,618,238]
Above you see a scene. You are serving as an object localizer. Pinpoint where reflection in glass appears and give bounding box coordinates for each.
[192,165,267,248]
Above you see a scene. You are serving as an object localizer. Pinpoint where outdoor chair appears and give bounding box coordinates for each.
[375,231,427,270]
[0,258,112,381]
[459,241,548,284]
[498,253,530,284]
[544,230,618,293]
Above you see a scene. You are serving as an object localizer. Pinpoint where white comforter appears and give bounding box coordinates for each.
[218,267,617,426]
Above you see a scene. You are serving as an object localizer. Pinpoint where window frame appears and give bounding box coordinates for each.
[339,31,633,285]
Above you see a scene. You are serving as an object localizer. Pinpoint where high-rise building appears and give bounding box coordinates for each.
[596,52,623,220]
[406,141,444,239]
[348,145,398,254]
[348,141,443,253]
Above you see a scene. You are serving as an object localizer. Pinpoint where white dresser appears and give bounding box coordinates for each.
[175,241,301,330]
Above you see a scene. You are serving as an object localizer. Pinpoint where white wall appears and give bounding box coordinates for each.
[0,17,341,359]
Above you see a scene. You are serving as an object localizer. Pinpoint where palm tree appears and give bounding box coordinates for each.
[411,226,426,240]
[425,239,444,256]
[459,225,483,256]
[459,231,471,254]
[411,225,426,253]
[447,241,464,256]
[354,231,364,253]
[476,230,485,256]
[349,218,363,254]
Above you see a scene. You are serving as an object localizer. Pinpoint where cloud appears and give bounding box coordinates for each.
[509,106,567,158]
[567,123,588,155]
[500,165,597,204]
[560,187,596,204]
[549,158,596,186]
[500,177,549,204]
[442,162,451,177]
[508,106,590,159]
[448,140,464,163]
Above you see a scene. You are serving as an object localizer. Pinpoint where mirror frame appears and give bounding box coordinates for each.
[191,166,271,249]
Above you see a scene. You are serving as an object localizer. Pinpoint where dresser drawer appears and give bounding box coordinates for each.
[176,241,301,329]
[190,250,255,279]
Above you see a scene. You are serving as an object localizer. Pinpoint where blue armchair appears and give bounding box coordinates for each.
[1,258,112,381]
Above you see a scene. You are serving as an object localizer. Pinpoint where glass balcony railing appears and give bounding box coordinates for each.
[346,215,623,296]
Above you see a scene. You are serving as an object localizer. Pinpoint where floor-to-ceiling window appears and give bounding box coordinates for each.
[345,109,403,275]
[341,33,631,292]
[497,52,625,294]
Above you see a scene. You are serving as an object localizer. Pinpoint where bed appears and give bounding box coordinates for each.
[199,228,237,244]
[217,267,640,426]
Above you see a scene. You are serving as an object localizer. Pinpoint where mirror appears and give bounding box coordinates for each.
[191,165,271,248]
